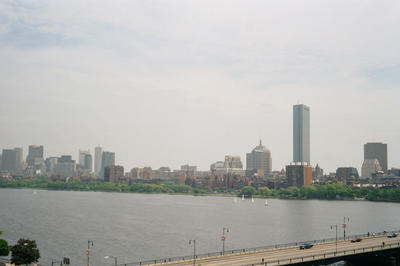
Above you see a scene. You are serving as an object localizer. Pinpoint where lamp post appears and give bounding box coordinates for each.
[189,239,196,266]
[104,255,117,266]
[343,217,350,240]
[87,240,94,266]
[222,227,229,255]
[331,225,338,254]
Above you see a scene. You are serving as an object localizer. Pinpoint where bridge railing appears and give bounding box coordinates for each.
[242,240,400,266]
[117,229,399,266]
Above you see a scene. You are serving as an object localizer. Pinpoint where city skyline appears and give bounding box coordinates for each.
[1,1,399,172]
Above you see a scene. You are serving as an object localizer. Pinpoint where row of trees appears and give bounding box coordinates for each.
[2,179,400,202]
[0,230,40,265]
[0,179,208,194]
[238,184,400,202]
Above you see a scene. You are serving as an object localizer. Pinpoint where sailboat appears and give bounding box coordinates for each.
[234,197,238,203]
[251,196,254,203]
[242,194,244,201]
[265,200,268,206]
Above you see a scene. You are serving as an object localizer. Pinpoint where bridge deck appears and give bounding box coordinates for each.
[143,235,400,266]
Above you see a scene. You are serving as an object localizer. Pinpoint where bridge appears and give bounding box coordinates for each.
[121,231,400,266]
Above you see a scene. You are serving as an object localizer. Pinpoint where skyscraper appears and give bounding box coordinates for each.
[84,154,93,172]
[364,142,388,173]
[78,150,90,166]
[101,151,115,177]
[1,148,23,172]
[246,140,272,177]
[293,104,310,165]
[94,146,103,176]
[26,145,44,166]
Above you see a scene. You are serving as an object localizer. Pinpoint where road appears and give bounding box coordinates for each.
[150,234,400,266]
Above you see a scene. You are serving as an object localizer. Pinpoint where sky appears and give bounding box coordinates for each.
[0,0,399,173]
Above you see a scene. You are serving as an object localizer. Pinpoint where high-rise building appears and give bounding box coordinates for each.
[78,150,90,166]
[26,145,44,166]
[246,140,272,177]
[224,155,243,169]
[336,167,359,183]
[364,142,388,173]
[293,104,310,165]
[84,154,93,172]
[286,163,312,187]
[101,151,115,177]
[1,148,23,172]
[94,146,103,176]
[104,165,124,183]
[361,159,382,178]
[45,157,58,174]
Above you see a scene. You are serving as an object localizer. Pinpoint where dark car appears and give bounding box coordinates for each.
[299,243,313,249]
[387,233,397,238]
[351,238,362,243]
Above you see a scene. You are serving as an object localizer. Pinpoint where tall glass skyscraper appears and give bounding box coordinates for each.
[293,104,310,165]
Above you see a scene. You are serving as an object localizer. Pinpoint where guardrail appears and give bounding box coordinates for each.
[243,240,400,266]
[117,230,399,266]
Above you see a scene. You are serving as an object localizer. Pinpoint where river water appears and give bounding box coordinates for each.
[1,188,400,266]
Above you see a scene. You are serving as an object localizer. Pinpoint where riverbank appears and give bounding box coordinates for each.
[1,179,400,203]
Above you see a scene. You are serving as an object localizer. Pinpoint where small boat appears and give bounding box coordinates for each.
[265,200,268,206]
[33,191,37,195]
[251,196,254,203]
[234,197,238,203]
[242,194,244,201]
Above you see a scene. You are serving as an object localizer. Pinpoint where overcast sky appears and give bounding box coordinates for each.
[0,0,399,173]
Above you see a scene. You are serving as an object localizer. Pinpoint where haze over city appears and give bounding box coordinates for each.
[1,0,400,172]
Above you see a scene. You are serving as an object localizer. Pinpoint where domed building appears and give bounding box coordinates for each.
[246,140,272,177]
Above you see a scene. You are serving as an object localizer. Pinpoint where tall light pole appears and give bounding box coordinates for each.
[87,240,94,266]
[331,225,338,254]
[343,217,350,240]
[104,255,117,266]
[222,227,229,255]
[189,239,196,266]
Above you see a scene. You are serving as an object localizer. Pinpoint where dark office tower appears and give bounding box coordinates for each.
[84,154,93,172]
[101,151,115,177]
[1,148,23,172]
[26,145,44,166]
[293,104,310,165]
[364,142,388,173]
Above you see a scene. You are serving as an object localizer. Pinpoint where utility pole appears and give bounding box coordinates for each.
[343,217,350,240]
[331,225,338,254]
[222,227,229,255]
[189,239,196,266]
[87,240,94,266]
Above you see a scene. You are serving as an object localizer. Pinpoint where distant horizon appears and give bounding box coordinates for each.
[1,1,399,173]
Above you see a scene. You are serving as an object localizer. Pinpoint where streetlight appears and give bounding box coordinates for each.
[343,217,350,240]
[104,255,117,266]
[330,225,338,254]
[221,227,229,255]
[87,240,94,266]
[189,239,196,266]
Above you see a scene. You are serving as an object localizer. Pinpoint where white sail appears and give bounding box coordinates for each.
[242,194,244,201]
[265,200,268,206]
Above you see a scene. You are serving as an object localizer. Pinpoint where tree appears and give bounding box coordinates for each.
[238,186,257,198]
[10,239,40,266]
[0,230,9,257]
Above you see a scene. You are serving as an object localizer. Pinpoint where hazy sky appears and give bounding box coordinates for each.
[1,0,399,173]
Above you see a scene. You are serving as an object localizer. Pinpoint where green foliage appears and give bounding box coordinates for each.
[257,186,272,197]
[0,239,9,256]
[238,186,257,198]
[10,239,40,265]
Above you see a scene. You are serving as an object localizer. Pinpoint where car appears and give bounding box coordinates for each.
[299,243,313,249]
[387,233,397,238]
[351,238,362,243]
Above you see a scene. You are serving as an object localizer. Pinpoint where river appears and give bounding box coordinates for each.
[1,188,399,265]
